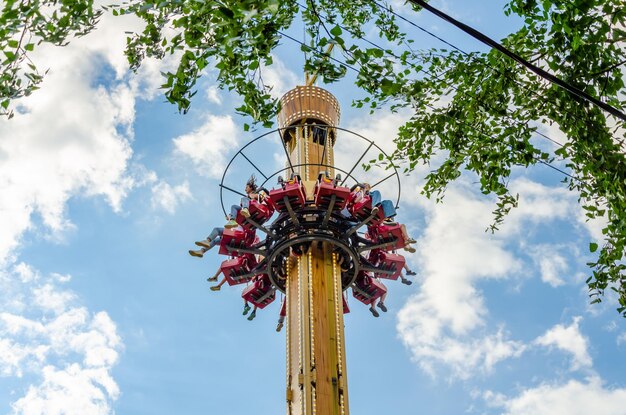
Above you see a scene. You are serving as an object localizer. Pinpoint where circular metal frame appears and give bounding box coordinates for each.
[264,233,361,294]
[219,124,402,216]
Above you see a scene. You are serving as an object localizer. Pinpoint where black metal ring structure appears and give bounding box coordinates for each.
[264,233,361,294]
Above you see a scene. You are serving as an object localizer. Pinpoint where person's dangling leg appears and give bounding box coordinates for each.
[196,227,224,249]
[380,199,396,219]
[377,291,388,312]
[189,247,208,257]
[240,197,251,218]
[226,205,241,228]
[247,305,258,321]
[404,263,416,276]
[207,267,223,282]
[210,277,226,291]
[369,190,382,206]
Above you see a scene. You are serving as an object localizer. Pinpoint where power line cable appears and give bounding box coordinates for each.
[366,0,620,165]
[370,0,625,143]
[297,1,568,150]
[278,30,583,184]
[406,0,626,122]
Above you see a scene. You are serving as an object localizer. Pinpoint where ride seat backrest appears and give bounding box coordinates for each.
[241,275,276,309]
[352,273,387,305]
[314,181,350,210]
[366,223,406,251]
[269,181,306,212]
[221,254,258,285]
[218,228,258,256]
[374,252,405,280]
[235,199,274,231]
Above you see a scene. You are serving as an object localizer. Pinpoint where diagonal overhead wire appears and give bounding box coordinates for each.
[297,1,568,150]
[278,31,584,184]
[367,0,623,147]
[406,0,626,122]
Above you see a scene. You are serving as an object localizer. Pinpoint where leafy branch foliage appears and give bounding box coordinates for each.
[2,0,626,315]
[0,0,101,117]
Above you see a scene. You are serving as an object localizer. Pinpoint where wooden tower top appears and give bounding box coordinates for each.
[277,85,340,130]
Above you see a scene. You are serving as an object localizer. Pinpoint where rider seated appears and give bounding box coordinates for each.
[352,271,387,318]
[347,183,385,225]
[235,187,274,231]
[270,172,306,212]
[189,225,257,258]
[225,175,260,228]
[315,171,350,211]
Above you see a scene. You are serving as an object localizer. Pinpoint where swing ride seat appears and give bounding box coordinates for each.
[242,274,276,309]
[348,195,386,226]
[352,272,387,305]
[269,180,307,213]
[218,227,258,256]
[367,249,405,280]
[343,295,350,314]
[220,254,259,286]
[314,180,350,211]
[235,199,275,232]
[365,223,406,252]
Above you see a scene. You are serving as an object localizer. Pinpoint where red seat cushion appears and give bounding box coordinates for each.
[352,272,387,305]
[218,227,258,256]
[221,254,258,286]
[269,182,306,212]
[314,181,350,211]
[366,223,406,251]
[235,199,274,231]
[241,274,276,309]
[368,250,405,280]
[348,195,385,225]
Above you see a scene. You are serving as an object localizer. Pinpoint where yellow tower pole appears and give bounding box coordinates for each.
[278,86,349,415]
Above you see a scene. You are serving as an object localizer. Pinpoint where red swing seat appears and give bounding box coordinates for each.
[348,194,386,225]
[314,180,350,211]
[218,227,259,256]
[367,249,405,280]
[235,199,274,232]
[365,223,406,251]
[269,181,307,213]
[242,274,276,309]
[220,254,259,286]
[352,272,387,305]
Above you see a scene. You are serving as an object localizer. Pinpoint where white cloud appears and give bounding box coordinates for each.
[534,317,592,371]
[11,364,120,415]
[504,178,574,235]
[206,85,223,105]
[0,263,122,414]
[262,55,300,99]
[396,183,527,379]
[484,376,626,415]
[529,245,569,287]
[173,114,239,179]
[0,11,174,264]
[617,332,626,345]
[151,180,193,214]
[395,172,596,379]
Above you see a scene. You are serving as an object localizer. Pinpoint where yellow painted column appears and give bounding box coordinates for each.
[285,244,349,415]
[279,85,348,415]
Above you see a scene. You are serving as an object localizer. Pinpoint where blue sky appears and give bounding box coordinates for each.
[1,1,626,414]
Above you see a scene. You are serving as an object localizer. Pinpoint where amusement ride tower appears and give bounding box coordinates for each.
[278,85,348,415]
[213,81,407,415]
